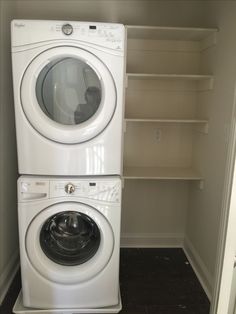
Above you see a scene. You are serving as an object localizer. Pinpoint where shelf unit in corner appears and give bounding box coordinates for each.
[123,25,217,181]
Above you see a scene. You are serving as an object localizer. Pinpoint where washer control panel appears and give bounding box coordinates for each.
[50,179,121,203]
[18,177,121,203]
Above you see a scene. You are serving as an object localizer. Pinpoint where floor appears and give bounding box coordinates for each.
[120,248,210,314]
[0,248,210,314]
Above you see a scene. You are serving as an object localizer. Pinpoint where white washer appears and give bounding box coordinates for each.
[11,20,126,176]
[17,176,122,310]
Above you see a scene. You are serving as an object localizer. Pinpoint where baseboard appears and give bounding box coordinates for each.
[120,233,184,248]
[183,237,213,300]
[0,250,19,305]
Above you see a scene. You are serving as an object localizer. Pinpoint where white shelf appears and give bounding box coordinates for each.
[126,73,214,90]
[123,166,203,180]
[126,25,218,41]
[125,118,208,124]
[127,73,213,81]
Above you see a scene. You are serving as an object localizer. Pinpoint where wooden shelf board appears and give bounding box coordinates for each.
[123,166,203,180]
[127,73,213,81]
[125,118,208,124]
[126,25,218,41]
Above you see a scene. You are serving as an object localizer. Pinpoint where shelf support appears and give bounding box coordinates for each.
[125,74,128,88]
[198,78,214,91]
[199,180,205,190]
[192,179,205,190]
[200,32,218,51]
[123,120,127,133]
[195,122,209,134]
[121,177,125,189]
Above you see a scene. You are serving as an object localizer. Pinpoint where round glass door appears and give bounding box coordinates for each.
[26,202,114,284]
[21,46,116,144]
[36,58,102,126]
[40,211,100,266]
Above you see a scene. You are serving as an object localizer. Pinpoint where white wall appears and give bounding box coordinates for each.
[121,180,189,247]
[13,0,207,26]
[185,1,236,299]
[0,0,19,304]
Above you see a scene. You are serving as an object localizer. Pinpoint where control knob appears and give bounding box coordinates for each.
[65,183,75,194]
[62,24,73,35]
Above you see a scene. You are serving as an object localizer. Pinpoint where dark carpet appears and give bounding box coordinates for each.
[0,248,210,314]
[119,248,210,314]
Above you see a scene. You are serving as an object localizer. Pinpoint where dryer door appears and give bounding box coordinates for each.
[21,46,116,144]
[26,202,114,284]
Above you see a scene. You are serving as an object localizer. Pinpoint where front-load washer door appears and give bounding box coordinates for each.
[26,202,114,284]
[21,46,116,144]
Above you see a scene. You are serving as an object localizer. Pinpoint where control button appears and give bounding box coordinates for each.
[62,24,73,35]
[65,183,75,194]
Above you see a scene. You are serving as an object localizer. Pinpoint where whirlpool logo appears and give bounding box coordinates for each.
[14,22,25,28]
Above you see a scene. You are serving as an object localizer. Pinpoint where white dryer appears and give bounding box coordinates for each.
[17,176,122,310]
[11,20,125,176]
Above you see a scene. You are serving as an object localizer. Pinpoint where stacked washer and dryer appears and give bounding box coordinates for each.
[11,20,125,313]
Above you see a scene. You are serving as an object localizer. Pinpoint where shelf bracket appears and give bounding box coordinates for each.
[200,32,218,51]
[198,180,205,190]
[123,120,127,133]
[121,177,125,189]
[195,122,209,134]
[198,78,214,91]
[125,74,128,88]
[192,179,205,190]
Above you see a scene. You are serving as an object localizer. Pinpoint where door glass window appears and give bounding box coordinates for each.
[36,58,102,125]
[40,211,100,266]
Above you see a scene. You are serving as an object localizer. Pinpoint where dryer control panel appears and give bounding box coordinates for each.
[18,176,121,203]
[11,20,125,53]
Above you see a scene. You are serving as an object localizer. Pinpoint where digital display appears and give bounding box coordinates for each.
[89,25,96,30]
[89,182,96,186]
